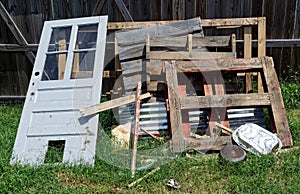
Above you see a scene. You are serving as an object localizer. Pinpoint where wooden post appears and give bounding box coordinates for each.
[130,82,142,177]
[58,39,67,80]
[166,61,185,153]
[188,34,193,57]
[244,26,253,93]
[257,17,266,93]
[262,57,293,147]
[231,34,236,58]
[114,37,121,71]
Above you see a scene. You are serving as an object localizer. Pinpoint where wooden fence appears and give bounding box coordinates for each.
[0,0,299,97]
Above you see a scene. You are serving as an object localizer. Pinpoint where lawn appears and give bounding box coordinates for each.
[0,83,299,193]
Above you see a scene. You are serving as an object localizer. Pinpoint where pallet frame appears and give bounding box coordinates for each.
[165,57,292,152]
[109,17,266,94]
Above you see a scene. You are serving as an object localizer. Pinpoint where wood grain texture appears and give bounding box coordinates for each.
[148,51,234,60]
[80,92,151,116]
[168,57,264,72]
[185,136,232,151]
[0,2,35,64]
[262,57,293,147]
[114,0,134,21]
[166,62,185,153]
[150,35,231,47]
[108,18,258,30]
[180,94,271,109]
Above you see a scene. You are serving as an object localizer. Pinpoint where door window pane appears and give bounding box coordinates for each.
[76,24,98,49]
[48,27,71,52]
[71,51,95,79]
[42,53,68,81]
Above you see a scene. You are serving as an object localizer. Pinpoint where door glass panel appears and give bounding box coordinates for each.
[76,24,98,49]
[71,51,95,79]
[42,53,68,81]
[48,27,71,52]
[71,24,98,79]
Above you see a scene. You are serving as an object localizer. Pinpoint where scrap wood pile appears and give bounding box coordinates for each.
[88,17,293,157]
[11,16,293,174]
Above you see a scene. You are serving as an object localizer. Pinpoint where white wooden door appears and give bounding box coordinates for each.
[11,16,107,166]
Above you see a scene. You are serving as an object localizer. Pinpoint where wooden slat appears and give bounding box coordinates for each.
[0,2,35,64]
[130,82,141,177]
[172,0,185,20]
[80,92,152,117]
[262,57,293,147]
[180,93,271,109]
[150,35,230,47]
[114,0,134,21]
[0,44,38,52]
[231,34,236,57]
[116,17,202,47]
[172,57,264,72]
[107,17,259,30]
[185,136,232,151]
[185,0,197,19]
[244,26,253,93]
[148,51,234,60]
[257,17,266,94]
[166,61,185,153]
[92,0,107,15]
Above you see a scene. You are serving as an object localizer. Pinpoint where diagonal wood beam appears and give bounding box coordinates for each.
[92,0,106,16]
[114,0,133,22]
[0,2,35,64]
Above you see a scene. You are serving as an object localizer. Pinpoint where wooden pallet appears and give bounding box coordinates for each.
[165,57,292,153]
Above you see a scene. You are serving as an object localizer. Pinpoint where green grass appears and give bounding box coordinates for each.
[1,82,300,193]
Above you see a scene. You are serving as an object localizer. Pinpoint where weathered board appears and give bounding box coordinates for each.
[115,17,203,93]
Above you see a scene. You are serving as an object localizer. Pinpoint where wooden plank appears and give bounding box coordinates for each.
[114,37,121,71]
[172,0,185,20]
[150,35,231,47]
[185,0,197,19]
[231,34,236,57]
[257,17,266,94]
[188,34,193,56]
[244,27,252,58]
[150,0,161,20]
[148,51,234,60]
[114,0,134,21]
[244,26,253,93]
[115,17,202,46]
[92,0,107,15]
[0,2,35,64]
[262,57,293,147]
[258,17,266,56]
[0,44,38,51]
[161,0,172,20]
[116,17,202,60]
[180,93,271,109]
[236,39,300,48]
[172,57,264,72]
[107,18,258,30]
[185,136,232,151]
[166,61,185,153]
[80,92,152,117]
[130,82,141,177]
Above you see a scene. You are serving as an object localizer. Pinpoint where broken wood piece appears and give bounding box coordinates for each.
[128,167,161,188]
[80,93,152,117]
[185,136,232,151]
[131,82,142,177]
[215,122,233,135]
[140,128,162,140]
